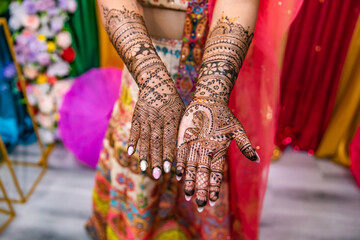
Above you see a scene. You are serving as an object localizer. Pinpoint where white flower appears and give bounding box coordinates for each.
[9,1,28,30]
[26,92,38,106]
[56,31,72,49]
[37,113,55,128]
[38,25,55,38]
[36,83,51,94]
[38,94,54,114]
[38,128,55,144]
[47,60,70,77]
[22,15,40,31]
[50,53,61,62]
[9,17,22,31]
[38,16,55,38]
[9,2,26,17]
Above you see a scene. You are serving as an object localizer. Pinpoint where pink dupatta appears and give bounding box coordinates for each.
[208,0,303,238]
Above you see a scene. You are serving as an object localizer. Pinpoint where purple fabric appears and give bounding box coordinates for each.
[59,68,122,168]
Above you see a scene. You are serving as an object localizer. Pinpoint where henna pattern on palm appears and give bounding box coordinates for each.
[103,6,185,179]
[176,17,258,211]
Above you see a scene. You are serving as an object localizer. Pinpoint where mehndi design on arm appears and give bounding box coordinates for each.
[103,6,185,179]
[176,17,258,211]
[195,16,253,103]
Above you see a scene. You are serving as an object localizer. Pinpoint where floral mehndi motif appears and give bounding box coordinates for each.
[176,17,258,211]
[103,6,185,179]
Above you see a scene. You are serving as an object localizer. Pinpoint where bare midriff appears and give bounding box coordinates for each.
[140,5,186,40]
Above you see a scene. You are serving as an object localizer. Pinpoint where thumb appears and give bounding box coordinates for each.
[232,126,258,162]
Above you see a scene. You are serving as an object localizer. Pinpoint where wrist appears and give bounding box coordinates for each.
[194,76,232,104]
[137,67,177,97]
[192,96,228,106]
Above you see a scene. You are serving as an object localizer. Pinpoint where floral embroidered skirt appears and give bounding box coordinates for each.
[85,38,231,240]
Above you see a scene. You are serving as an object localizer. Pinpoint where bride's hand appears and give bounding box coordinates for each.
[176,98,259,211]
[127,70,185,179]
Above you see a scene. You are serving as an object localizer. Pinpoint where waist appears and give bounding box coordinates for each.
[142,7,186,40]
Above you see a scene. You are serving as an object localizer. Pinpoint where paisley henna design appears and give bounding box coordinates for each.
[194,16,253,104]
[103,6,185,179]
[176,17,258,211]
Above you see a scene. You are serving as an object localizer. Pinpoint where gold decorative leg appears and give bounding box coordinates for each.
[0,177,16,233]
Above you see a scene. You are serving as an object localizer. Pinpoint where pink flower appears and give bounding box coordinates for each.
[22,29,34,37]
[24,65,38,79]
[68,0,77,13]
[22,15,40,31]
[56,31,72,49]
[37,113,55,128]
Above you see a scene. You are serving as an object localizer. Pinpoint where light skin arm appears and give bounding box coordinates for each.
[97,0,185,179]
[176,0,260,211]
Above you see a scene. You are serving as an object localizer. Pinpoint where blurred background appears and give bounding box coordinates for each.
[0,0,359,239]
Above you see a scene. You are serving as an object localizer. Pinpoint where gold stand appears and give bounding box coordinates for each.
[0,19,54,204]
[0,176,15,234]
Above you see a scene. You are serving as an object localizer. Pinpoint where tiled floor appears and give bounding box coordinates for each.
[1,145,360,240]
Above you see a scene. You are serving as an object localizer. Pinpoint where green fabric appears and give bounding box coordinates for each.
[0,0,10,16]
[67,0,99,77]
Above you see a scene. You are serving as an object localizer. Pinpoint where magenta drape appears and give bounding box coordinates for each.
[208,0,303,239]
[275,0,360,152]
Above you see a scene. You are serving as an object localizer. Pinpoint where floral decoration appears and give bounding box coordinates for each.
[8,0,77,144]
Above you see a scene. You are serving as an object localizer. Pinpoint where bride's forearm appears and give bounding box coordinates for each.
[194,0,259,104]
[97,0,175,96]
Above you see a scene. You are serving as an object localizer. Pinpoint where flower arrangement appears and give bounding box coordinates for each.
[8,0,77,144]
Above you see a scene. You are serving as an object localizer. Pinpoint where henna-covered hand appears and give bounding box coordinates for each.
[103,6,185,179]
[176,17,259,211]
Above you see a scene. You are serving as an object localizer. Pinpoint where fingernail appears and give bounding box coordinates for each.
[140,160,148,171]
[185,195,192,201]
[152,167,161,179]
[255,152,260,163]
[127,146,134,155]
[176,175,182,181]
[197,207,204,213]
[209,200,216,207]
[164,161,171,173]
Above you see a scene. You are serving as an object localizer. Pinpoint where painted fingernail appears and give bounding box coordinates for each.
[185,195,192,201]
[176,175,182,181]
[164,161,171,173]
[255,152,260,163]
[127,146,134,155]
[152,167,161,179]
[197,207,204,213]
[140,160,148,172]
[209,200,216,207]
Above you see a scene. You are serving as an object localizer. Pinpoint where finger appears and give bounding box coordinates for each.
[195,147,211,212]
[176,142,188,180]
[150,123,163,179]
[233,127,258,161]
[163,114,181,173]
[184,143,198,199]
[209,148,227,205]
[139,124,150,172]
[128,117,141,155]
